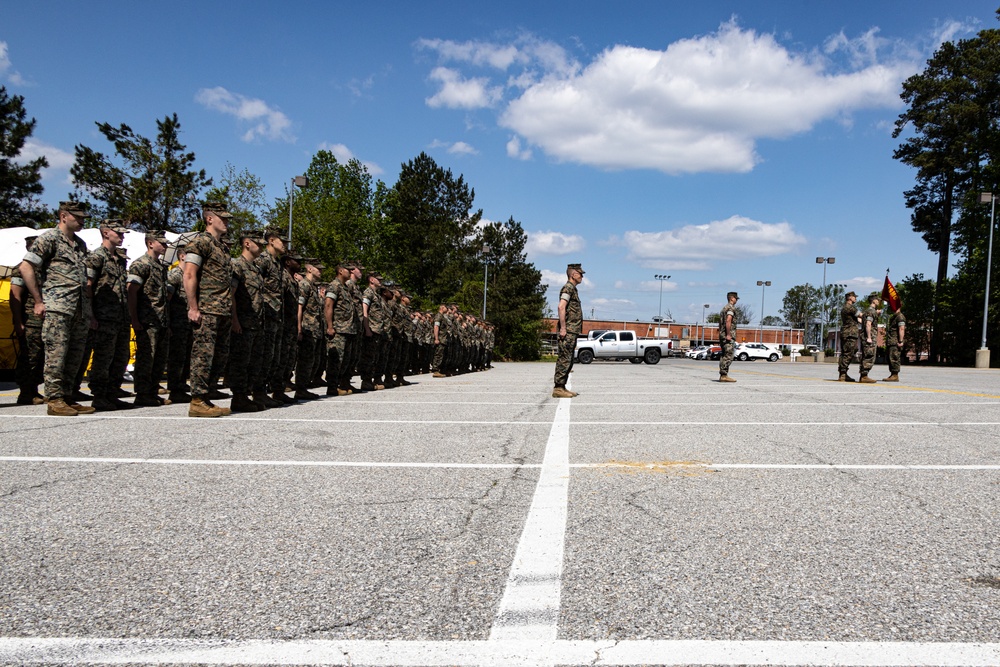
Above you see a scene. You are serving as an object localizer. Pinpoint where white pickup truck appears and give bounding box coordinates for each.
[574,330,673,365]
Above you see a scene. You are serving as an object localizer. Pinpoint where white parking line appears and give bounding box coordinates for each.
[2,637,999,666]
[489,389,571,642]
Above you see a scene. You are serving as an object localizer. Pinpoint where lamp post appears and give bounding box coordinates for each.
[977,192,997,368]
[757,280,771,343]
[702,303,709,345]
[654,274,671,329]
[816,257,835,347]
[287,175,309,251]
[481,244,491,320]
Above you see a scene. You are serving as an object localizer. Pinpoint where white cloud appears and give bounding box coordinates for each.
[506,136,532,160]
[426,67,502,109]
[0,41,26,85]
[527,230,586,256]
[448,141,478,156]
[418,36,576,77]
[620,215,806,270]
[540,268,594,290]
[195,86,294,142]
[317,142,384,175]
[496,21,917,173]
[16,138,75,184]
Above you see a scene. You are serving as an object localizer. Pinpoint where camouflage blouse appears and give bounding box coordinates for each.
[298,279,323,334]
[325,279,358,334]
[86,245,128,323]
[841,303,860,338]
[231,255,264,331]
[363,285,388,334]
[560,281,583,335]
[23,228,90,317]
[253,250,284,321]
[128,253,169,327]
[185,232,233,317]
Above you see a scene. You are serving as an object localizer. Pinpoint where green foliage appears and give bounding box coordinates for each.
[70,113,211,231]
[779,283,818,330]
[203,162,268,241]
[0,86,50,228]
[385,152,481,303]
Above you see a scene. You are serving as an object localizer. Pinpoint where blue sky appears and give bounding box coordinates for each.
[5,1,997,324]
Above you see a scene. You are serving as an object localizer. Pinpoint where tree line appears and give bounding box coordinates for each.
[0,89,547,360]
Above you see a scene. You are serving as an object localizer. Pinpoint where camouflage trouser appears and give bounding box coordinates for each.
[553,333,577,388]
[256,317,281,394]
[190,313,231,397]
[860,339,877,376]
[277,326,298,389]
[888,342,902,375]
[326,332,358,388]
[167,322,192,393]
[296,329,322,387]
[16,324,44,396]
[88,319,131,398]
[395,339,410,378]
[719,340,735,376]
[42,308,88,401]
[228,327,261,395]
[432,342,447,372]
[377,331,396,382]
[133,324,169,397]
[359,332,382,383]
[839,336,859,375]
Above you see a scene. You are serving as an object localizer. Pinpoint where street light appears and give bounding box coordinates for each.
[702,303,709,345]
[977,192,996,368]
[816,257,835,347]
[654,274,671,327]
[287,175,309,250]
[757,280,771,343]
[481,244,491,320]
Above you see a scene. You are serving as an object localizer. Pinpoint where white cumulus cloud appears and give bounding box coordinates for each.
[527,231,586,256]
[195,86,294,142]
[16,138,75,184]
[426,67,502,109]
[0,41,26,85]
[506,136,532,160]
[620,215,806,270]
[501,21,915,173]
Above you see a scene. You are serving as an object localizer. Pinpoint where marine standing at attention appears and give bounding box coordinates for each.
[552,263,584,399]
[718,291,739,383]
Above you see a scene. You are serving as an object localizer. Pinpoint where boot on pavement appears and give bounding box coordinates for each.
[168,391,192,404]
[67,402,96,414]
[91,396,119,412]
[189,397,227,418]
[859,375,877,384]
[230,394,262,413]
[254,392,281,408]
[47,398,79,416]
[719,374,737,383]
[552,386,574,398]
[882,374,899,382]
[294,388,320,400]
[838,374,856,382]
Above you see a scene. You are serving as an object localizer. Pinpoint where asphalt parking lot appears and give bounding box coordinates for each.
[1,358,999,666]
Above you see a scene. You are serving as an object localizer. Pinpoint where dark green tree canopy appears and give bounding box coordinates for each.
[71,113,211,231]
[0,86,49,228]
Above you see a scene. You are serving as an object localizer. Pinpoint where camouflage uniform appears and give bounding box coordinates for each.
[10,265,44,400]
[345,277,364,381]
[228,254,264,396]
[359,284,387,388]
[278,269,300,390]
[296,277,324,388]
[24,228,91,401]
[839,300,861,377]
[718,302,738,377]
[166,263,192,395]
[128,252,170,398]
[432,309,450,374]
[324,277,359,391]
[554,280,582,389]
[886,310,906,377]
[86,245,130,400]
[860,304,879,378]
[186,232,233,397]
[254,249,285,395]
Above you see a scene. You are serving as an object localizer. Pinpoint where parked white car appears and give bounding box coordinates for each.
[734,342,782,362]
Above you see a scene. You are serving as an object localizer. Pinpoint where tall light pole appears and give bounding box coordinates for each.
[816,257,835,347]
[977,192,996,368]
[654,274,670,327]
[702,303,709,345]
[481,244,491,320]
[757,280,771,343]
[287,175,309,250]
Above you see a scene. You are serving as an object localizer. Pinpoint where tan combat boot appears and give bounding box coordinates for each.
[838,374,856,382]
[859,375,877,384]
[189,397,226,418]
[719,375,737,383]
[47,398,79,416]
[882,374,899,382]
[552,387,574,398]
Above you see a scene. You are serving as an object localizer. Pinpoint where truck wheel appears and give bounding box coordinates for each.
[644,348,661,365]
[578,349,594,364]
[738,352,749,361]
[768,353,779,362]
[629,358,643,364]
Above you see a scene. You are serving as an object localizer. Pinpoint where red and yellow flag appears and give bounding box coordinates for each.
[882,275,901,311]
